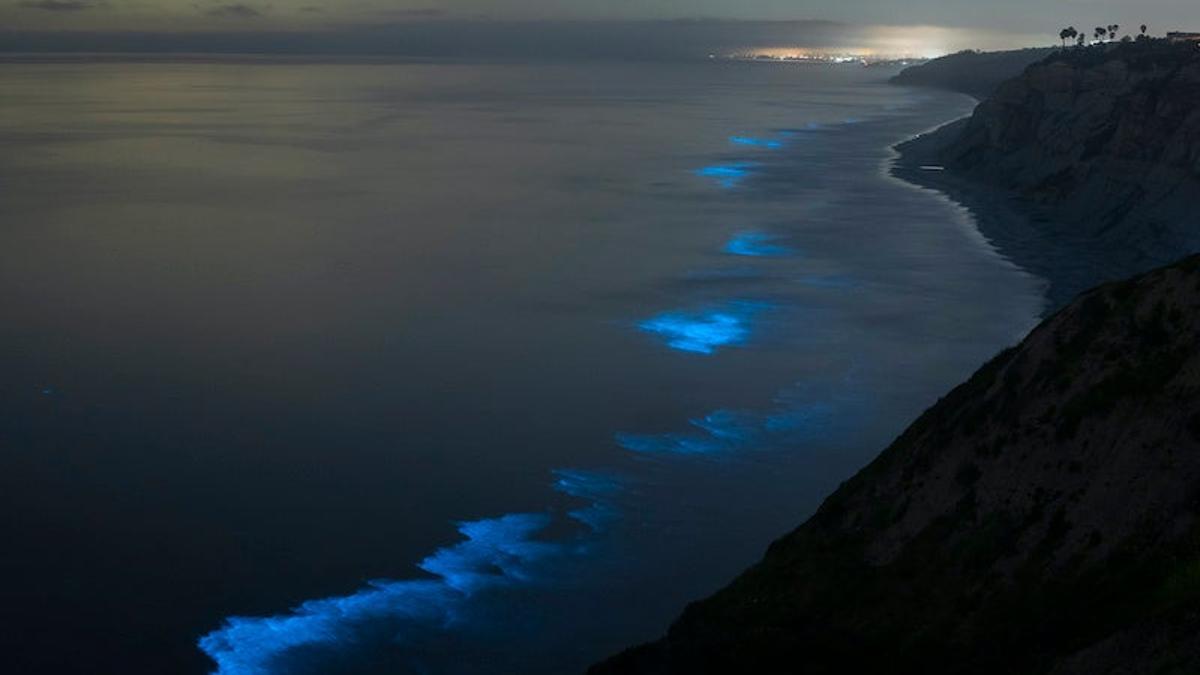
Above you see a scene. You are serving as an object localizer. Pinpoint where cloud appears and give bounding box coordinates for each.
[18,0,96,11]
[204,3,261,19]
[0,19,1036,58]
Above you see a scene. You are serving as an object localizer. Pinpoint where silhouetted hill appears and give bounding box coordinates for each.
[890,47,1057,98]
[593,253,1200,675]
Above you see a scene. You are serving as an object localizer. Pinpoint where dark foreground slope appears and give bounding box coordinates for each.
[889,47,1056,98]
[593,254,1200,675]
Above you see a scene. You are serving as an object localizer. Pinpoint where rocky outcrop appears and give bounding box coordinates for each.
[889,48,1056,98]
[940,40,1200,263]
[593,254,1200,674]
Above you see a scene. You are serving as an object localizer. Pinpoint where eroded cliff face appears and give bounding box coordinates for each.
[943,40,1200,261]
[592,255,1200,674]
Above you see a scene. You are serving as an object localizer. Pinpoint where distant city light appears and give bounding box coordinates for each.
[718,25,1048,63]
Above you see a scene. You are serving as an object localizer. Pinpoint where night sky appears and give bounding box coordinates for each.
[1,0,1193,55]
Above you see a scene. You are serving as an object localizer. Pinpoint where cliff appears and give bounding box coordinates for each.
[888,39,1200,311]
[939,39,1200,264]
[889,48,1057,98]
[593,253,1200,674]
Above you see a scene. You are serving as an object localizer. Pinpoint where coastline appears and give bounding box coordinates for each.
[591,74,1200,674]
[888,104,1169,313]
[593,50,1200,673]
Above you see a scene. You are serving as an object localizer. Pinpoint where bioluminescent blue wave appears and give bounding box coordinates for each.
[198,513,562,675]
[617,402,837,457]
[692,409,762,442]
[615,410,757,456]
[639,313,745,354]
[615,369,870,459]
[553,469,624,532]
[729,136,783,150]
[724,232,793,257]
[615,431,726,456]
[695,162,758,188]
[637,302,769,355]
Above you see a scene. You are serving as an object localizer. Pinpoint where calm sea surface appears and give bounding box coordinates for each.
[0,59,1043,674]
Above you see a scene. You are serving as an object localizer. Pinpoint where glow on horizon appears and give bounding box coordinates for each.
[730,25,1052,60]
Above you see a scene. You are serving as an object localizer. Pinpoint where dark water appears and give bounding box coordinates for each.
[0,60,1043,674]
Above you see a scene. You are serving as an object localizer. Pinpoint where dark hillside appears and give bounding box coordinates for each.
[594,254,1200,674]
[939,39,1200,263]
[890,47,1057,98]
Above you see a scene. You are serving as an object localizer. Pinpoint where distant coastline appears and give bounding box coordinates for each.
[890,116,1144,312]
[888,46,1055,98]
[592,40,1200,675]
[889,40,1200,311]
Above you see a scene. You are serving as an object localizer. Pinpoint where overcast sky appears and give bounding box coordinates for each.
[1,0,1194,55]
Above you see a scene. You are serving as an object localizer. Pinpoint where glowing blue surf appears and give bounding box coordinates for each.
[639,313,745,354]
[617,403,836,457]
[553,469,624,532]
[616,369,866,458]
[637,302,768,355]
[199,514,563,675]
[695,162,758,188]
[724,232,792,258]
[616,431,725,456]
[199,468,627,675]
[729,136,783,150]
[617,410,756,456]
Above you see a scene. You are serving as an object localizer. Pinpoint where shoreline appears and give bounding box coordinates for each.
[888,106,1168,314]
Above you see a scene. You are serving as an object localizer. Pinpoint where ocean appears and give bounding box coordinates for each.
[0,58,1043,674]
